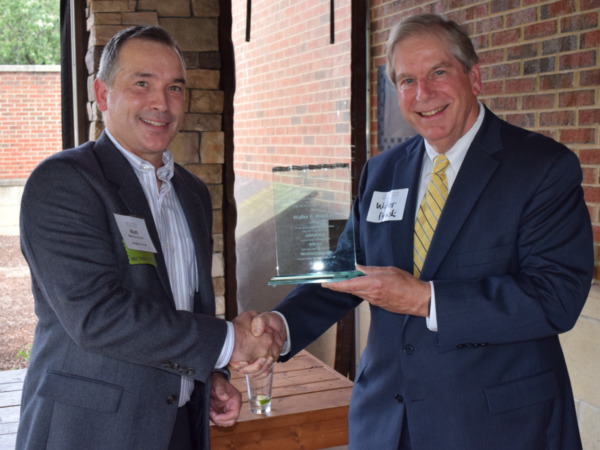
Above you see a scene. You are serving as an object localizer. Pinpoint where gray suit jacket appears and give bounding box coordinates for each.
[16,132,226,450]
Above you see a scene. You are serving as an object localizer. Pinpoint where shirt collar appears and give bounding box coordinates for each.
[424,101,485,172]
[105,129,174,182]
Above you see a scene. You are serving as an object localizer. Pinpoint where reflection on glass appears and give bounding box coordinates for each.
[269,163,362,285]
[231,0,353,341]
[377,65,417,152]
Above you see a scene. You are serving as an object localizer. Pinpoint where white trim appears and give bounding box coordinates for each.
[0,65,60,73]
[0,179,27,187]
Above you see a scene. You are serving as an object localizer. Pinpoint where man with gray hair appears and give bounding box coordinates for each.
[248,13,593,449]
[17,26,280,450]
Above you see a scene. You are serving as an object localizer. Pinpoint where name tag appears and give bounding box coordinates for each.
[122,242,157,267]
[114,214,157,253]
[366,189,408,223]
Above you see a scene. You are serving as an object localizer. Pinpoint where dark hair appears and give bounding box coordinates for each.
[385,14,479,86]
[97,26,185,86]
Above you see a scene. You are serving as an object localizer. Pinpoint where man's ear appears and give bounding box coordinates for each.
[469,63,482,97]
[94,78,109,112]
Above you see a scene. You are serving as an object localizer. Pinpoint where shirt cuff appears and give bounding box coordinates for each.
[211,368,230,381]
[272,311,291,356]
[425,281,438,332]
[214,321,235,369]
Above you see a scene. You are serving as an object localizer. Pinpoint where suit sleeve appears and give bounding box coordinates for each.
[20,157,227,382]
[434,149,594,352]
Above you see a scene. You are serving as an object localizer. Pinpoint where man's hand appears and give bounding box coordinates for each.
[209,372,241,427]
[230,311,284,376]
[250,312,287,348]
[323,265,431,316]
[229,312,287,377]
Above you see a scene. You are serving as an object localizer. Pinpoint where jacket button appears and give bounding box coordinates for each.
[187,368,195,376]
[163,361,173,369]
[167,395,177,405]
[395,394,403,404]
[456,344,464,349]
[403,345,414,355]
[178,366,187,374]
[172,363,180,371]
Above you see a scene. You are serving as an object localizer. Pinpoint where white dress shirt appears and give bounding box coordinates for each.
[106,130,234,406]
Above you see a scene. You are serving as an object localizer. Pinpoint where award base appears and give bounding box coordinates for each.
[268,270,364,286]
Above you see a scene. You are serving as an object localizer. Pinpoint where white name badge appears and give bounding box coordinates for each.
[113,214,158,253]
[366,189,409,223]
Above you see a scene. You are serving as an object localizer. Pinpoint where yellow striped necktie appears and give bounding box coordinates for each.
[414,154,450,278]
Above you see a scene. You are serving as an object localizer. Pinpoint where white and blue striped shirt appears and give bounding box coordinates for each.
[106,130,233,406]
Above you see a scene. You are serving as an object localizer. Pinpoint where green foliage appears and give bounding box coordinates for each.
[0,0,61,65]
[15,345,32,362]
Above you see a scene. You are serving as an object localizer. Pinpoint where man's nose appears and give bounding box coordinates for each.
[416,79,433,102]
[150,88,169,111]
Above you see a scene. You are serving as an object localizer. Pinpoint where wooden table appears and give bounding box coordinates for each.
[211,351,353,450]
[0,351,352,450]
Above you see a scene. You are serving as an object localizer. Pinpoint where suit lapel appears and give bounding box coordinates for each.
[391,138,427,271]
[171,169,215,315]
[419,108,503,281]
[93,132,175,306]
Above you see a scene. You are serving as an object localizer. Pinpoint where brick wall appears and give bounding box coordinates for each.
[369,2,600,444]
[85,0,226,315]
[231,0,352,182]
[0,66,61,179]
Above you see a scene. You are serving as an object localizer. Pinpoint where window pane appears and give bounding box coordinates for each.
[232,0,352,365]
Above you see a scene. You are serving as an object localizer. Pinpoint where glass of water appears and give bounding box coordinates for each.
[246,364,274,414]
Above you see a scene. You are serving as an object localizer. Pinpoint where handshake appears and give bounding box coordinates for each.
[229,311,287,376]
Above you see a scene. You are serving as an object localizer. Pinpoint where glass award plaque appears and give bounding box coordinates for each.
[268,163,363,286]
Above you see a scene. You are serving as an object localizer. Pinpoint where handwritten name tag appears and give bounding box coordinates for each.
[366,189,409,223]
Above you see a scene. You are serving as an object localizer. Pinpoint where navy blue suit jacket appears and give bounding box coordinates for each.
[275,108,593,449]
[17,132,226,450]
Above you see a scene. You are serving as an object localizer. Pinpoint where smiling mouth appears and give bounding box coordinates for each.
[140,118,168,127]
[419,105,447,117]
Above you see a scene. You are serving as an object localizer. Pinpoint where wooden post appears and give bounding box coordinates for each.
[69,0,89,145]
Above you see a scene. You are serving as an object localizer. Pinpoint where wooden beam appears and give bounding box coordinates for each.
[219,0,239,321]
[334,0,370,380]
[0,369,26,385]
[0,422,19,436]
[0,392,21,409]
[70,0,90,145]
[0,433,17,450]
[0,406,20,425]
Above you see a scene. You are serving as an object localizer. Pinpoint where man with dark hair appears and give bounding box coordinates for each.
[17,26,279,450]
[247,13,593,449]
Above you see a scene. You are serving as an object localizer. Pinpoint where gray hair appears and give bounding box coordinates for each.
[97,26,185,87]
[385,14,479,86]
